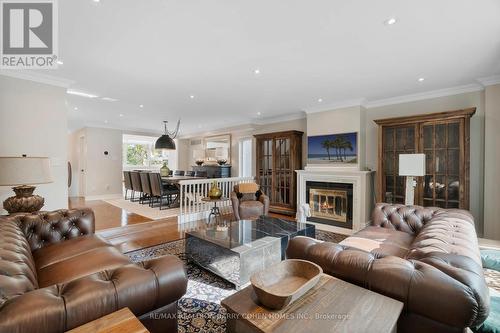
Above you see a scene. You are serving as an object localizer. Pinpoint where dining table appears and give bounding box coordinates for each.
[161,175,205,207]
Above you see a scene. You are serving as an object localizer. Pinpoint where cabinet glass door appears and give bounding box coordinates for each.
[382,125,417,204]
[274,137,291,206]
[258,139,273,199]
[421,120,462,208]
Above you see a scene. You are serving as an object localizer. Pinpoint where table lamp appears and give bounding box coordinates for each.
[0,156,53,214]
[398,154,425,206]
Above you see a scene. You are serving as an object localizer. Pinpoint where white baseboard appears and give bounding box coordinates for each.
[84,193,123,201]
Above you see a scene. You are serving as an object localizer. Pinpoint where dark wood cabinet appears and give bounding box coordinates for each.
[375,108,475,209]
[192,165,231,178]
[254,130,303,215]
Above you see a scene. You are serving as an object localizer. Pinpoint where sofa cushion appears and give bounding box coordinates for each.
[407,210,481,266]
[33,235,113,270]
[37,246,131,288]
[340,226,414,258]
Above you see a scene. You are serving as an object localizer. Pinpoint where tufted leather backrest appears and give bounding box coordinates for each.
[8,209,95,252]
[371,203,443,235]
[0,218,39,306]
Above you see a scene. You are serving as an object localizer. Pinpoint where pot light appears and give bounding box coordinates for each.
[119,114,124,117]
[254,69,261,75]
[67,89,98,98]
[418,77,425,82]
[74,107,78,111]
[104,120,108,124]
[102,97,118,102]
[139,104,144,108]
[385,17,397,25]
[257,112,262,116]
[190,95,195,99]
[93,0,100,3]
[318,98,323,103]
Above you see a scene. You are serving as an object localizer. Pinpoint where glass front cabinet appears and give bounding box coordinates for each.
[255,130,303,215]
[375,108,475,209]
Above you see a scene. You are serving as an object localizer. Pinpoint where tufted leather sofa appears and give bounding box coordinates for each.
[287,203,490,333]
[0,208,187,333]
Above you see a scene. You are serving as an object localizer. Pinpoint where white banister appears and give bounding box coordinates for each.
[178,176,255,223]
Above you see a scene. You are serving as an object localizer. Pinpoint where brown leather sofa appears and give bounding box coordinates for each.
[0,208,187,333]
[287,203,490,333]
[230,184,270,220]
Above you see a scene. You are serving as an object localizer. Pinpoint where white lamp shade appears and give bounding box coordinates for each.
[0,157,53,186]
[399,154,426,177]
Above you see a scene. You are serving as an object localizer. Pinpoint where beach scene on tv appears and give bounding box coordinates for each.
[307,132,358,164]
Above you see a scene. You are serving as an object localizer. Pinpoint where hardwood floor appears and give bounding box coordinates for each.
[69,197,295,253]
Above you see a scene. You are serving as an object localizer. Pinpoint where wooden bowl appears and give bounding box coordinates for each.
[250,259,323,310]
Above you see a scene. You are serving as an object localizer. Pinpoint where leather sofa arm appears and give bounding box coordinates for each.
[258,193,270,215]
[287,237,490,329]
[5,208,96,251]
[230,191,241,220]
[0,255,187,333]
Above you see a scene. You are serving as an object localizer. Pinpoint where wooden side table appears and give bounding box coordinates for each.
[66,308,149,333]
[221,274,403,333]
[201,197,229,222]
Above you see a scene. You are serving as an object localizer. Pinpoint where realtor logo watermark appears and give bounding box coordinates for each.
[0,0,58,69]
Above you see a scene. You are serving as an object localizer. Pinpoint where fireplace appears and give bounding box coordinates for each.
[306,181,353,229]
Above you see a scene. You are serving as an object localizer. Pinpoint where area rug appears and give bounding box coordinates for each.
[127,230,347,332]
[103,198,179,220]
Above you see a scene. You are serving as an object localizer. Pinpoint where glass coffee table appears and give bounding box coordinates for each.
[185,216,315,288]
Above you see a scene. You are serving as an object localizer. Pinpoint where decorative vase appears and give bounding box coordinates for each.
[195,159,204,166]
[217,159,227,165]
[160,162,170,177]
[208,181,222,199]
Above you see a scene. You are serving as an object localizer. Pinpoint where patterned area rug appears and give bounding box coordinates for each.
[126,230,347,332]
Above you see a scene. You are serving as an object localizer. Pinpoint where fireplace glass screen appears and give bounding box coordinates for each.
[306,181,353,229]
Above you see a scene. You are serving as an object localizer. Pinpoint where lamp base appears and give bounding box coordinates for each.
[3,185,45,214]
[404,176,416,206]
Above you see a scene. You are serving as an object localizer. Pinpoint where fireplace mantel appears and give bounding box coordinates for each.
[296,169,374,235]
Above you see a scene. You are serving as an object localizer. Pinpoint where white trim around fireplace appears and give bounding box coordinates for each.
[296,169,374,235]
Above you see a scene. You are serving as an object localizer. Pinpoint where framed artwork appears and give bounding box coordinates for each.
[307,132,358,164]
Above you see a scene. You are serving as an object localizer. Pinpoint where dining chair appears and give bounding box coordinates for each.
[123,171,133,200]
[185,171,195,177]
[139,172,153,206]
[149,173,179,210]
[174,170,185,176]
[129,171,143,202]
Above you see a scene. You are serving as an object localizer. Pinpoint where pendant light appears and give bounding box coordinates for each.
[155,120,180,150]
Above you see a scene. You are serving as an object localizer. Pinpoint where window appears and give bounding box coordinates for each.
[239,138,253,177]
[123,134,175,169]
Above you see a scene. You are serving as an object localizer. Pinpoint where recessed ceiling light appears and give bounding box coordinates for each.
[102,97,118,102]
[104,120,108,124]
[257,112,262,116]
[254,69,261,75]
[318,98,323,103]
[67,89,98,98]
[190,95,195,99]
[93,0,100,3]
[418,77,425,82]
[119,114,124,117]
[197,124,202,129]
[139,104,144,108]
[384,17,397,25]
[56,60,63,65]
[74,107,78,111]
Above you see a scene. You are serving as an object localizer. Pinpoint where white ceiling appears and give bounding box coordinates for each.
[38,1,500,134]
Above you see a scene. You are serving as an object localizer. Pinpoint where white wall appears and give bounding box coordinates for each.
[0,75,68,213]
[68,127,174,199]
[483,84,500,240]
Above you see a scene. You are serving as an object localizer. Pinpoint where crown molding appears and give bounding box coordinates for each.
[252,111,306,125]
[363,83,484,109]
[303,98,366,114]
[0,70,74,88]
[476,75,500,87]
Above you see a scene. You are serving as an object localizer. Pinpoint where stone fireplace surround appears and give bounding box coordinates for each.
[296,167,374,235]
